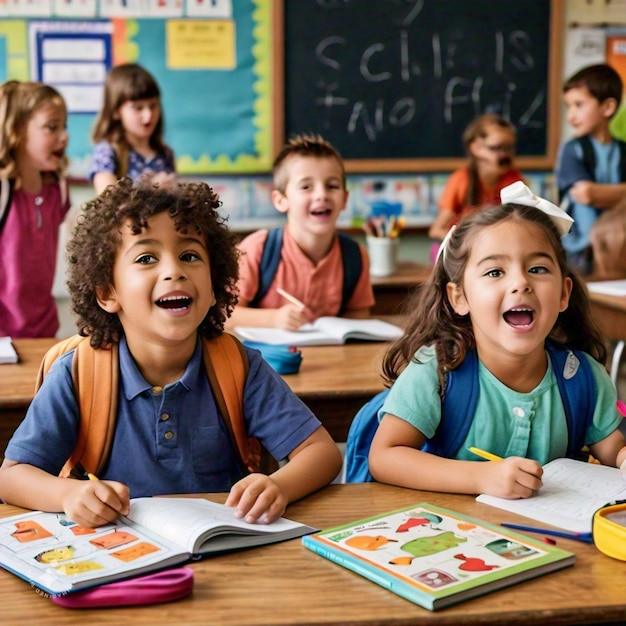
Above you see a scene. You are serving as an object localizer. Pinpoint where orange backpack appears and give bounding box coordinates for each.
[36,333,261,479]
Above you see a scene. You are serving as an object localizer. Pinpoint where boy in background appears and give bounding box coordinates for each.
[0,179,342,528]
[227,134,374,331]
[556,63,626,275]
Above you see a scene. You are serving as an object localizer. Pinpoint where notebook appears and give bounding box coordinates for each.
[0,337,18,364]
[235,317,403,346]
[0,497,314,595]
[476,458,626,534]
[586,280,626,297]
[302,502,574,611]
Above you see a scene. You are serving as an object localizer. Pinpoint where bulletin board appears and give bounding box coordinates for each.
[0,0,276,178]
[280,0,564,173]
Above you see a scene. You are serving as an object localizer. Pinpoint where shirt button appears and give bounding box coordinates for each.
[164,431,174,440]
[152,386,163,396]
[160,413,170,421]
[512,407,525,418]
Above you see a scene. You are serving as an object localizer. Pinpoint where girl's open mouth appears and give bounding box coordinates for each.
[503,308,534,327]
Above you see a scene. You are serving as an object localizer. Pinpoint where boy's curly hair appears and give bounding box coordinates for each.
[67,178,239,348]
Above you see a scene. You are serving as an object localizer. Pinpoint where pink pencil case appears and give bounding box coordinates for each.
[51,567,194,609]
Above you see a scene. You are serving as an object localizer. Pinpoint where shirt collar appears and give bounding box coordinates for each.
[119,335,204,400]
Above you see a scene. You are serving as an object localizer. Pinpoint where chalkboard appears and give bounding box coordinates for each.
[282,0,563,172]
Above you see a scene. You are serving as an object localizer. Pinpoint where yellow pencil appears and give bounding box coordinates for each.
[87,473,99,481]
[276,288,306,310]
[468,447,503,462]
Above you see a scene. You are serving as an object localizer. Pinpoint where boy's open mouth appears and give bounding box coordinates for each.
[156,295,192,310]
[503,308,534,326]
[311,208,332,216]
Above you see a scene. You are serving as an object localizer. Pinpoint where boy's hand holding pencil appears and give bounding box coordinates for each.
[276,288,313,330]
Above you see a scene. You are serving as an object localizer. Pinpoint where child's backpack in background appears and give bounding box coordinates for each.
[249,227,362,313]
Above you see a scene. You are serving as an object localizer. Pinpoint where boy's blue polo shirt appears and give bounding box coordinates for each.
[5,336,321,497]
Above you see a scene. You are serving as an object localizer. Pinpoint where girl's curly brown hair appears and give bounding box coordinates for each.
[67,178,239,348]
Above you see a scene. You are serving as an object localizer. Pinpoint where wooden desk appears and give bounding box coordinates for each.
[588,291,626,343]
[285,342,387,441]
[0,338,390,457]
[0,482,624,626]
[0,338,57,460]
[588,291,626,385]
[370,261,432,314]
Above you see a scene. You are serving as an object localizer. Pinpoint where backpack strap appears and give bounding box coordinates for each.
[546,343,596,460]
[577,136,596,179]
[0,177,15,236]
[36,333,252,479]
[618,139,626,183]
[337,233,363,313]
[37,335,118,479]
[202,333,261,474]
[249,227,283,307]
[344,388,390,482]
[422,349,480,458]
[250,227,363,313]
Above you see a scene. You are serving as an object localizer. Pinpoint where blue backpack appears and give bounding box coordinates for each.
[249,227,362,313]
[558,136,626,203]
[344,343,597,483]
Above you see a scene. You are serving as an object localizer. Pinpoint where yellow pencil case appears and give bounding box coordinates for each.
[592,501,626,561]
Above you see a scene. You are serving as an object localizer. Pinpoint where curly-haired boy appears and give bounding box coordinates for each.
[0,179,341,528]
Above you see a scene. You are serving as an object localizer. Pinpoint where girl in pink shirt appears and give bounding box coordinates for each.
[0,81,71,338]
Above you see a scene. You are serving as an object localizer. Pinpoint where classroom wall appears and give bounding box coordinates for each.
[53,0,626,302]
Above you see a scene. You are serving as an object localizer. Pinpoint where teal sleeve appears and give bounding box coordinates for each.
[378,345,442,438]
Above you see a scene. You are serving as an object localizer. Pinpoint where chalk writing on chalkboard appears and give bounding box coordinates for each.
[283,0,560,170]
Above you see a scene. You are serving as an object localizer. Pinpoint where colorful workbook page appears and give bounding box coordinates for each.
[0,498,314,595]
[586,280,626,297]
[302,502,574,611]
[234,317,403,346]
[477,458,626,534]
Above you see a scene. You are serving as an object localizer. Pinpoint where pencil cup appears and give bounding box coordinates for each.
[367,236,399,277]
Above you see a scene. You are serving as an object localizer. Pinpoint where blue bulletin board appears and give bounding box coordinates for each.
[0,0,275,178]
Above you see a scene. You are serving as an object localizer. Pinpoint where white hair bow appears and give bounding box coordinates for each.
[500,181,574,235]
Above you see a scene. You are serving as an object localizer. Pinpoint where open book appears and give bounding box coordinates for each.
[0,336,18,364]
[586,279,626,297]
[235,317,403,346]
[477,458,626,534]
[0,497,314,595]
[303,502,574,611]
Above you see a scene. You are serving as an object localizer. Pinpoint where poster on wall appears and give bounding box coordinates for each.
[0,0,274,177]
[563,27,606,78]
